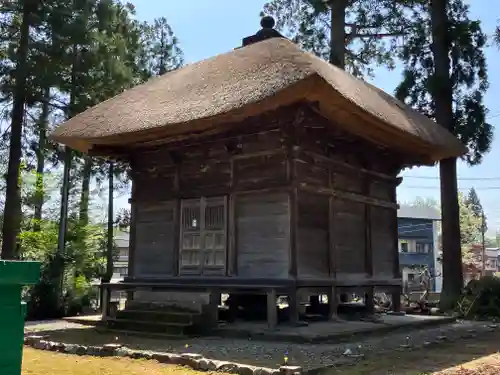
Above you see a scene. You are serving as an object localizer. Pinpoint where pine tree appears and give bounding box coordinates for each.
[261,0,409,75]
[1,0,39,259]
[137,17,184,78]
[395,0,491,310]
[465,187,483,217]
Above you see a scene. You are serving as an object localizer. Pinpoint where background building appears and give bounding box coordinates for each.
[112,230,130,280]
[397,205,441,292]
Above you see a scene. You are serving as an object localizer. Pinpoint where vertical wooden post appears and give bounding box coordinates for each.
[206,289,220,331]
[227,194,236,276]
[106,162,114,282]
[328,286,339,321]
[391,289,401,313]
[328,197,336,277]
[364,176,373,277]
[364,174,374,315]
[288,288,299,326]
[289,188,298,278]
[173,163,181,276]
[102,285,110,321]
[365,287,375,315]
[126,178,137,304]
[267,289,277,330]
[392,179,402,312]
[127,178,138,279]
[283,120,298,279]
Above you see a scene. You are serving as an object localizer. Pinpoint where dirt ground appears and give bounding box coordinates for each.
[327,331,500,375]
[27,321,500,374]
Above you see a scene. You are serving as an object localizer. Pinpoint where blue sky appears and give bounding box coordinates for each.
[118,0,500,234]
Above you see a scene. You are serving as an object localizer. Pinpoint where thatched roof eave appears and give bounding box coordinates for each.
[49,37,466,163]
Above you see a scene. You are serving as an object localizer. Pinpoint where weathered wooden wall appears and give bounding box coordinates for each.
[236,192,290,279]
[296,192,329,278]
[133,201,176,277]
[130,112,291,279]
[128,104,402,284]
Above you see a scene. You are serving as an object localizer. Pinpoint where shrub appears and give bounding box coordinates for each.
[457,276,500,319]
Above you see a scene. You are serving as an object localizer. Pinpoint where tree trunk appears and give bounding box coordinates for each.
[430,0,463,310]
[33,87,50,232]
[329,0,347,68]
[1,3,32,259]
[79,156,92,226]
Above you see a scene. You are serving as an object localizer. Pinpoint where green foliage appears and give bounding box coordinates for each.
[465,187,483,217]
[459,191,482,246]
[495,23,500,46]
[395,0,492,165]
[137,17,184,78]
[0,0,184,317]
[459,191,483,268]
[465,187,487,232]
[20,218,107,319]
[261,0,408,76]
[457,276,500,319]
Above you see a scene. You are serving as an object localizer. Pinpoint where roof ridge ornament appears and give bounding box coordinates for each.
[241,16,286,47]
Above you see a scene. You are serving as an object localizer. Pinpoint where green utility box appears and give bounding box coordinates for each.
[0,261,40,375]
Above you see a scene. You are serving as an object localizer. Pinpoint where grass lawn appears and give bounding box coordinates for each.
[22,347,224,375]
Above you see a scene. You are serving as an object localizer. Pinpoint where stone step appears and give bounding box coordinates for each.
[106,318,189,336]
[125,301,199,313]
[100,327,186,340]
[116,310,198,325]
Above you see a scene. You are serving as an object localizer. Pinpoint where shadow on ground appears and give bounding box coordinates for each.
[319,333,500,375]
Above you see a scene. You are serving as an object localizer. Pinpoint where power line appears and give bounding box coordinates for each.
[403,176,500,181]
[487,112,500,120]
[402,185,500,191]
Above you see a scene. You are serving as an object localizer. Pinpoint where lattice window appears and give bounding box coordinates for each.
[179,197,227,274]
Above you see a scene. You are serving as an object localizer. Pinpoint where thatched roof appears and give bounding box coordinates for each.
[50,37,465,161]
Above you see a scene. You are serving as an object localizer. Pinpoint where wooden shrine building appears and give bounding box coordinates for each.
[50,17,465,332]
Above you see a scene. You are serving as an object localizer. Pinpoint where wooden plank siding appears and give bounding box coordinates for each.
[235,192,290,279]
[128,104,402,285]
[296,191,329,278]
[134,201,176,277]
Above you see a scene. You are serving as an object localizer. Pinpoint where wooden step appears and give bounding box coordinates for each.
[99,327,186,340]
[106,318,189,336]
[125,301,199,313]
[116,310,198,325]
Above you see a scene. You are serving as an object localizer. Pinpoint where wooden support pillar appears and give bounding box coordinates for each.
[328,286,339,321]
[227,193,236,276]
[206,289,221,330]
[391,289,402,313]
[126,290,134,304]
[101,285,110,321]
[288,288,299,326]
[267,289,277,330]
[365,287,375,315]
[127,180,138,279]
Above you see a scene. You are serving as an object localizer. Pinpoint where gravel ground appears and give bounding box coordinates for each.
[25,320,89,333]
[29,319,500,371]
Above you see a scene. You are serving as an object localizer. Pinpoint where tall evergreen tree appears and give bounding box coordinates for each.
[137,17,184,78]
[1,0,38,259]
[465,187,483,217]
[261,0,408,75]
[395,0,491,309]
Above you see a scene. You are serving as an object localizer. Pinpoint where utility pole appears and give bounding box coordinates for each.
[481,212,486,277]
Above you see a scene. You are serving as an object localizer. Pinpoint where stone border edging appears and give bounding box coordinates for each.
[24,335,302,375]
